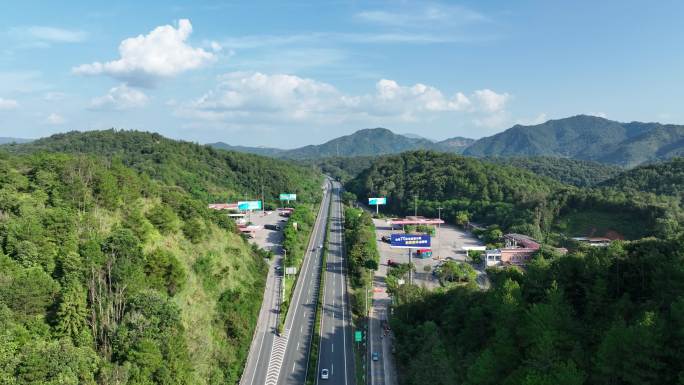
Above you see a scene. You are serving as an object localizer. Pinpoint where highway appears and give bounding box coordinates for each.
[276,179,332,385]
[315,181,355,385]
[240,179,332,385]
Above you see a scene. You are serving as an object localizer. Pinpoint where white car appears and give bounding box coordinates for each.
[321,368,329,379]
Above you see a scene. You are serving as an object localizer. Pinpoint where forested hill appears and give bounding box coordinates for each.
[0,152,268,383]
[3,129,322,204]
[600,157,684,197]
[209,128,475,159]
[392,236,684,385]
[464,115,684,167]
[208,142,285,157]
[0,137,32,144]
[486,157,622,187]
[347,151,682,240]
[278,127,435,159]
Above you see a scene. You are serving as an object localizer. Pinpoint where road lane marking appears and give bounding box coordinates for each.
[332,343,334,352]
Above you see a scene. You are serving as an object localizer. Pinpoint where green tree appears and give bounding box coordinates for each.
[55,281,88,342]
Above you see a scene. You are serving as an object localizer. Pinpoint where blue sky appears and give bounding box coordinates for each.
[1,0,683,147]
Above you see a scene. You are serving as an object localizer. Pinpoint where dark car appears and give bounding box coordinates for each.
[264,224,281,231]
[372,352,380,361]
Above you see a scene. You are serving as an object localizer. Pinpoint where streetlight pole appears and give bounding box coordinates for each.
[414,195,418,217]
[437,207,443,259]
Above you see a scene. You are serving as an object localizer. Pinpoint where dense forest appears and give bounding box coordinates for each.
[0,131,324,385]
[391,237,684,385]
[485,157,622,187]
[347,151,682,241]
[464,115,684,167]
[600,157,684,198]
[2,130,322,205]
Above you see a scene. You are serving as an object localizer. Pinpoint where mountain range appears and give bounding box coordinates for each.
[0,137,32,145]
[464,115,684,167]
[209,128,473,160]
[210,115,684,168]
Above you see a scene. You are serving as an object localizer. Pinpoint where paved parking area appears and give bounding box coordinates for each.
[243,210,289,255]
[372,218,484,289]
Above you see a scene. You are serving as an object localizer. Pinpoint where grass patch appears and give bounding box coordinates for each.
[555,209,649,240]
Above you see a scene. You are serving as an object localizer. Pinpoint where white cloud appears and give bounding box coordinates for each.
[0,98,19,110]
[356,3,488,28]
[8,26,87,47]
[90,84,149,110]
[73,19,215,87]
[474,111,510,129]
[23,26,87,43]
[178,72,508,127]
[45,113,65,125]
[473,89,510,112]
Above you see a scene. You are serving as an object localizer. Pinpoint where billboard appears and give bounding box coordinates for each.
[390,233,431,248]
[237,200,262,211]
[368,197,387,205]
[279,193,297,201]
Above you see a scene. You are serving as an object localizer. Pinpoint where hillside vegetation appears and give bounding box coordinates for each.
[465,115,684,167]
[486,157,622,187]
[209,128,474,159]
[0,152,268,384]
[4,129,322,204]
[600,157,684,198]
[347,151,682,241]
[392,238,684,385]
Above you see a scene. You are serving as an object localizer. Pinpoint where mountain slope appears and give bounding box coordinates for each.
[600,157,684,197]
[279,127,436,159]
[0,152,267,384]
[434,136,476,153]
[207,142,285,157]
[0,137,32,144]
[208,128,475,159]
[486,157,622,187]
[3,129,322,204]
[463,115,684,167]
[347,150,680,240]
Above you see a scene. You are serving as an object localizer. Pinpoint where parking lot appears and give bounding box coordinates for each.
[372,218,484,289]
[243,210,290,255]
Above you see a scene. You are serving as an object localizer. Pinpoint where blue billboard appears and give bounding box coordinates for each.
[390,234,431,248]
[368,197,387,205]
[237,200,262,211]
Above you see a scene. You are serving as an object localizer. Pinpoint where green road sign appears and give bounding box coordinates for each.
[355,330,363,342]
[279,193,297,201]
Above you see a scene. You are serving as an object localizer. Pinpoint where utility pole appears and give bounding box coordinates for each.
[261,181,265,215]
[437,207,443,259]
[414,194,418,217]
[437,207,443,234]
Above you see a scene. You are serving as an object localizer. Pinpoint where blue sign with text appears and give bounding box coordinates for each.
[390,234,431,248]
[368,197,387,205]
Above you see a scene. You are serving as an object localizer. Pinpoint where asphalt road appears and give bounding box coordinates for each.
[277,179,334,385]
[315,181,355,385]
[240,180,331,385]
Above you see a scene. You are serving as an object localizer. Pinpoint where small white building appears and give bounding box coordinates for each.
[485,249,502,266]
